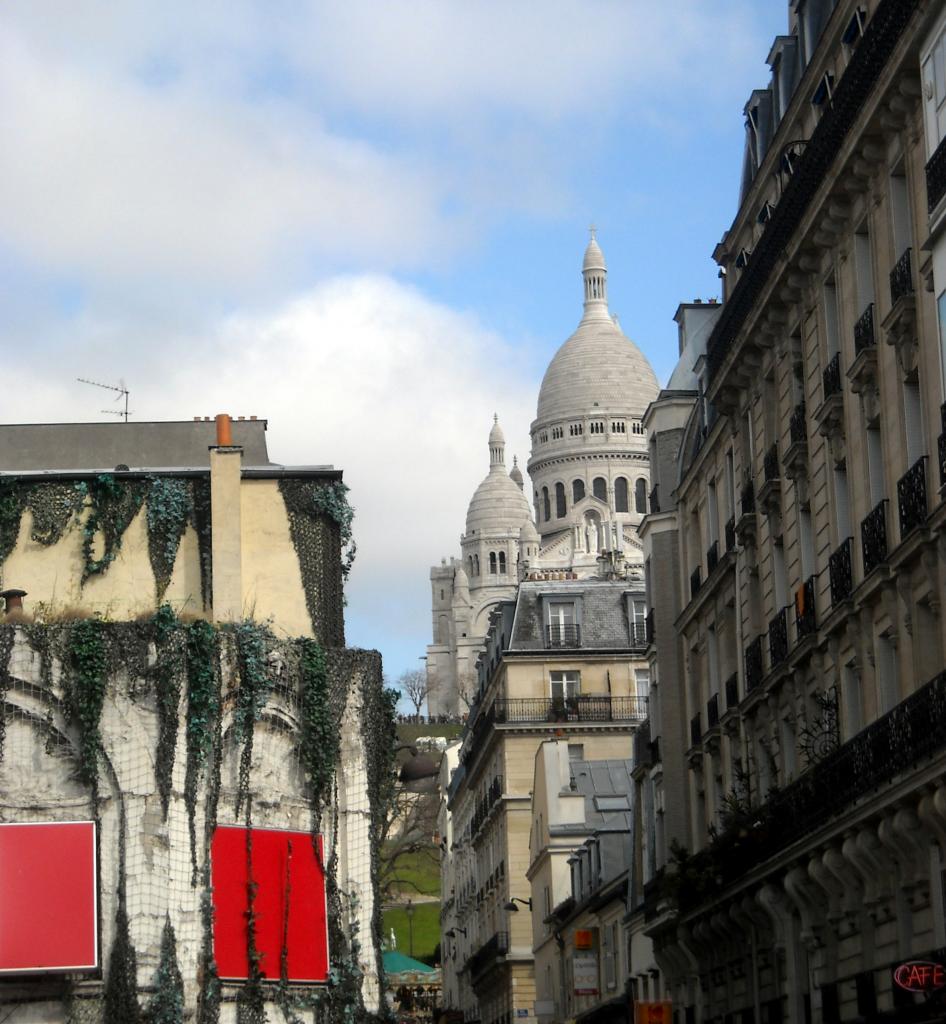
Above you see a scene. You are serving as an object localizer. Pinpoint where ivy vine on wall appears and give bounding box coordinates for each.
[146,478,193,600]
[147,916,185,1024]
[66,618,109,797]
[0,624,14,763]
[82,475,149,582]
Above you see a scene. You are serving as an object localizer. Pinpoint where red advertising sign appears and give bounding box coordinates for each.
[0,821,98,974]
[893,960,946,993]
[211,825,329,983]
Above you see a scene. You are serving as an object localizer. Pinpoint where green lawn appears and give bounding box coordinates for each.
[396,722,464,745]
[383,902,441,964]
[382,845,441,898]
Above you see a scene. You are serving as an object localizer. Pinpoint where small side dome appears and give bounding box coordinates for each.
[519,520,540,545]
[488,413,505,448]
[509,456,524,489]
[582,230,605,272]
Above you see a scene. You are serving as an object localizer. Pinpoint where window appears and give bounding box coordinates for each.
[498,551,506,574]
[589,420,605,434]
[489,552,497,574]
[634,478,647,514]
[593,477,607,502]
[552,425,564,440]
[555,482,567,518]
[542,487,551,521]
[922,20,946,154]
[572,479,585,503]
[842,8,866,47]
[468,556,474,577]
[548,601,577,645]
[811,71,834,107]
[550,671,580,699]
[612,477,629,513]
[635,668,650,701]
[631,420,645,435]
[823,278,840,357]
[569,422,584,436]
[611,421,625,434]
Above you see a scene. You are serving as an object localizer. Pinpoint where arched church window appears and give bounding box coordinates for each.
[593,477,607,502]
[468,556,474,577]
[615,477,629,513]
[474,554,480,575]
[542,487,551,521]
[555,482,566,518]
[572,479,585,504]
[499,551,506,574]
[489,552,497,574]
[635,478,647,513]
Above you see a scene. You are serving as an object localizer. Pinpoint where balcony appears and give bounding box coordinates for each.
[724,673,739,712]
[492,695,648,725]
[690,713,702,748]
[822,352,842,400]
[929,134,946,214]
[725,515,736,553]
[645,608,655,645]
[706,693,720,729]
[897,456,928,539]
[690,566,702,600]
[745,637,763,693]
[794,576,817,640]
[860,499,888,577]
[853,302,875,355]
[829,537,853,607]
[889,247,914,307]
[706,540,719,575]
[674,670,946,914]
[768,608,788,669]
[468,931,509,982]
[546,623,581,649]
[630,621,648,649]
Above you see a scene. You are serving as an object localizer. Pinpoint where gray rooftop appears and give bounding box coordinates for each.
[568,758,634,831]
[0,420,273,472]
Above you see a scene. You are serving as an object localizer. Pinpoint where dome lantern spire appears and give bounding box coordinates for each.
[488,414,506,469]
[582,225,608,320]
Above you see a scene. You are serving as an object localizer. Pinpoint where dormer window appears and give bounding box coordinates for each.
[757,201,775,224]
[842,8,867,46]
[812,71,834,107]
[735,248,752,269]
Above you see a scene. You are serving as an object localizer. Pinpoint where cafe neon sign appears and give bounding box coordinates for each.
[893,961,946,994]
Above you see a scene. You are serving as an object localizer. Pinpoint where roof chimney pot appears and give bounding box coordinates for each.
[215,413,233,447]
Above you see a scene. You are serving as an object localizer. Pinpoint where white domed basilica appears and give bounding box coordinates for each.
[427,233,660,715]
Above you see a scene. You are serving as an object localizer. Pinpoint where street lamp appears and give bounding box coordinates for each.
[405,899,415,958]
[504,897,532,912]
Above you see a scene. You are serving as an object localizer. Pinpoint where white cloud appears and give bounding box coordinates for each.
[1,275,539,672]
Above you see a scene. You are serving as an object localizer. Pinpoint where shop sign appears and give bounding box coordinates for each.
[574,929,595,950]
[893,960,946,993]
[635,1002,672,1024]
[573,953,599,995]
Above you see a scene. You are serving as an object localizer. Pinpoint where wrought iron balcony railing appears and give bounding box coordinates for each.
[725,673,739,711]
[707,540,719,575]
[690,566,702,600]
[675,670,946,914]
[795,576,817,640]
[725,515,736,553]
[740,481,755,516]
[745,636,763,693]
[789,403,807,446]
[630,621,648,649]
[853,302,875,355]
[706,693,720,729]
[829,537,854,607]
[763,443,780,482]
[889,247,914,307]
[546,623,581,648]
[861,499,888,577]
[822,351,842,400]
[468,931,509,980]
[929,134,946,214]
[492,695,648,725]
[645,608,655,645]
[897,456,928,539]
[690,713,702,747]
[768,608,789,669]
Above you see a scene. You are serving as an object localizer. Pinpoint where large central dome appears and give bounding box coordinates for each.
[534,233,658,426]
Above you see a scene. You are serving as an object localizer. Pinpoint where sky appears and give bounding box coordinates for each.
[0,1,789,692]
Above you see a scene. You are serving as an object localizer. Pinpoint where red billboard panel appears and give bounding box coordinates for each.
[0,821,98,974]
[211,825,329,983]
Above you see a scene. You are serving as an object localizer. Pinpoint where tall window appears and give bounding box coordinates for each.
[823,278,840,358]
[542,487,551,521]
[635,668,650,701]
[572,479,585,503]
[555,482,566,518]
[547,601,577,646]
[635,478,647,513]
[489,552,497,574]
[614,477,629,513]
[593,477,607,502]
[550,671,580,699]
[498,551,506,574]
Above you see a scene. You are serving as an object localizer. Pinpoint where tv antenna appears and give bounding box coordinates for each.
[77,377,131,422]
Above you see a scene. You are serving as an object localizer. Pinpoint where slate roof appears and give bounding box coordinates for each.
[0,420,273,472]
[510,579,644,651]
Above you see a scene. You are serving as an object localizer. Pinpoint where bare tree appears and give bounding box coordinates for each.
[399,667,430,718]
[456,671,478,716]
[377,784,441,902]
